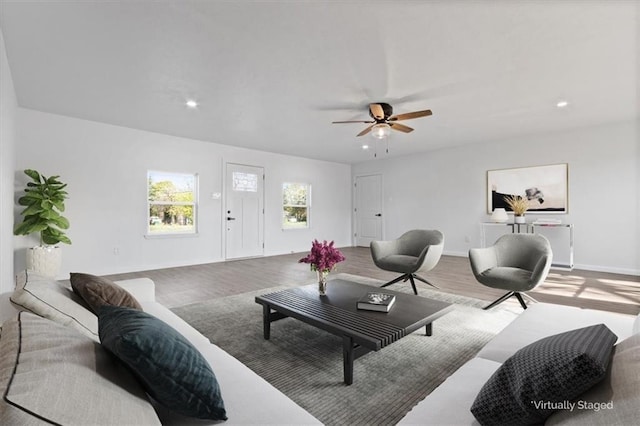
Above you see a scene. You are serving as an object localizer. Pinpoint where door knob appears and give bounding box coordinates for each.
[375,213,382,217]
[227,217,236,221]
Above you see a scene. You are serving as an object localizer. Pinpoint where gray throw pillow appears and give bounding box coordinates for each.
[11,270,98,339]
[98,305,227,421]
[71,272,142,314]
[470,324,617,425]
[0,312,160,425]
[546,333,640,425]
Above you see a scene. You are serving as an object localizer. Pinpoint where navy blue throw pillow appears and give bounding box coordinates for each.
[470,324,616,426]
[98,305,227,421]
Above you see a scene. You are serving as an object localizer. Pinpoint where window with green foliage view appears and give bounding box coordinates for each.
[282,183,310,229]
[148,171,197,235]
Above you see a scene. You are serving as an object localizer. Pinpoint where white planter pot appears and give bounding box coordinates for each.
[27,246,62,278]
[514,215,526,224]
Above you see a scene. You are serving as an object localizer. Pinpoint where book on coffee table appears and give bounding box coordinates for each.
[357,292,396,312]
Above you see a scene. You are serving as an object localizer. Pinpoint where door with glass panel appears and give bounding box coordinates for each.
[225,163,264,259]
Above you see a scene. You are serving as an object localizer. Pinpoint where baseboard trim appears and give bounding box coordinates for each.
[574,264,640,277]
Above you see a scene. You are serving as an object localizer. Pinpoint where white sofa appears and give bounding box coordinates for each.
[0,274,320,425]
[399,302,639,425]
[3,271,637,425]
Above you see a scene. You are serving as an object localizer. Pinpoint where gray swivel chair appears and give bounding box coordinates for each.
[469,233,552,310]
[370,229,444,295]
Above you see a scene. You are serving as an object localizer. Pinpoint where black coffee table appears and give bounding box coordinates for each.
[255,279,454,385]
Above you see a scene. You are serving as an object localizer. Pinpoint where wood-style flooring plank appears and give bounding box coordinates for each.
[104,247,640,315]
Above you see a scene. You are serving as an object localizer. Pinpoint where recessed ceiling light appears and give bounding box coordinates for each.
[556,101,569,108]
[185,100,198,108]
[362,144,369,150]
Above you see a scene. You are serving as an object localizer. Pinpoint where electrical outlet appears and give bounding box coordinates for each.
[464,235,471,243]
[113,248,120,255]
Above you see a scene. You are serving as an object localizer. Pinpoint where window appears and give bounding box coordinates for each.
[282,182,310,229]
[147,171,197,235]
[232,172,258,192]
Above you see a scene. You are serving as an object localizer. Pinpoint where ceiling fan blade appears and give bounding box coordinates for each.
[369,103,385,120]
[357,125,374,137]
[388,109,432,121]
[389,122,414,133]
[332,120,375,124]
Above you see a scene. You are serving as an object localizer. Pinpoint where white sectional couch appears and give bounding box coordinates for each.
[399,302,639,425]
[2,270,637,425]
[0,273,320,425]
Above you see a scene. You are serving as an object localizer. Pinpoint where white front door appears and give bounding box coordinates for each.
[225,163,264,259]
[355,174,383,246]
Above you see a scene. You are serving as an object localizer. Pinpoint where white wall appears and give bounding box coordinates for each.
[353,121,640,275]
[0,29,17,294]
[15,109,351,278]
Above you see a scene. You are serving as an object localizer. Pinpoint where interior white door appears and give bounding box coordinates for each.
[225,163,264,259]
[355,174,383,246]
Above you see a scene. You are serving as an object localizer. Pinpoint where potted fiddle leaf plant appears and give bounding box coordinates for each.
[14,169,71,277]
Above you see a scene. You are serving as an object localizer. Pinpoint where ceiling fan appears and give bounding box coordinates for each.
[332,102,432,138]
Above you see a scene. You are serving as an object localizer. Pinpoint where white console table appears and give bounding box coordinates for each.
[531,223,574,270]
[480,222,574,270]
[480,222,531,247]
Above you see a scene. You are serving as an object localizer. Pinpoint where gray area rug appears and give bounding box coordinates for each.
[172,273,520,425]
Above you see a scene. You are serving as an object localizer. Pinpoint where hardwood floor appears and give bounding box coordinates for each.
[104,247,640,316]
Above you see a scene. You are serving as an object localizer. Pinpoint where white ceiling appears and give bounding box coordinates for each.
[1,1,638,164]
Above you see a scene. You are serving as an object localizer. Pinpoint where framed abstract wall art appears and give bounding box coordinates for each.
[487,163,568,214]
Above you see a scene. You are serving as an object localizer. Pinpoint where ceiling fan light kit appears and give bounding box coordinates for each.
[371,123,391,139]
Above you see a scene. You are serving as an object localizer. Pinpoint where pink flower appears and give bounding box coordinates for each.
[298,239,345,273]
